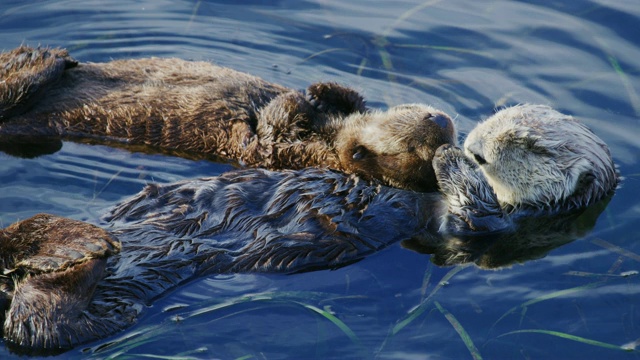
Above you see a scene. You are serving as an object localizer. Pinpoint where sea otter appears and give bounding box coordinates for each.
[0,45,455,192]
[0,104,619,351]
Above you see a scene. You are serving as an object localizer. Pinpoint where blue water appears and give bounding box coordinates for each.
[1,1,639,359]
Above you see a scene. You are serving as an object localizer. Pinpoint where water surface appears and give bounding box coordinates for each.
[0,1,639,359]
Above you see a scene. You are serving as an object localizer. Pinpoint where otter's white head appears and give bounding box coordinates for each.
[464,104,618,209]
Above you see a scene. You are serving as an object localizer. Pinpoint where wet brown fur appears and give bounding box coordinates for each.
[0,46,456,192]
[0,215,120,350]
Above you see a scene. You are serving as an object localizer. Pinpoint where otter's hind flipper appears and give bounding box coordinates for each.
[0,46,78,121]
[4,259,109,352]
[0,214,122,351]
[433,145,511,234]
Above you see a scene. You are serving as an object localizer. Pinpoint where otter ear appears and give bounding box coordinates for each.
[352,145,372,160]
[574,171,596,193]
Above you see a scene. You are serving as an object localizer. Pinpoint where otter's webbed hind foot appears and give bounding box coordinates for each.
[433,145,511,234]
[0,46,78,121]
[4,259,110,352]
[0,214,123,352]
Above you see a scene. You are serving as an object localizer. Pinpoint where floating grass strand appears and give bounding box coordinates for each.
[498,329,634,352]
[382,0,443,38]
[435,301,483,360]
[296,302,360,344]
[355,57,368,76]
[378,48,393,72]
[187,294,361,345]
[592,238,640,262]
[391,265,468,335]
[184,291,347,318]
[608,55,640,117]
[390,299,429,336]
[299,48,353,64]
[234,355,255,360]
[420,263,433,300]
[94,327,163,357]
[564,270,639,278]
[185,0,202,33]
[394,44,493,57]
[491,281,606,331]
[93,292,355,357]
[126,354,201,360]
[377,48,395,83]
[622,337,640,351]
[92,167,124,201]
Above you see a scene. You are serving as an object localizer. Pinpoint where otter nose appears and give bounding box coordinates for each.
[431,114,451,129]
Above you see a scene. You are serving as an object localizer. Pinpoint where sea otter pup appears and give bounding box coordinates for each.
[0,46,455,192]
[0,102,618,352]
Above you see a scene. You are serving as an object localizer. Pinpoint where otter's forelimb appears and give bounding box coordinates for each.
[433,145,511,234]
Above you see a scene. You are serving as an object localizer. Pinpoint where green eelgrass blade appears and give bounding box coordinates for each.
[391,265,468,335]
[382,0,443,38]
[185,0,202,33]
[394,44,493,57]
[565,270,638,278]
[435,301,483,360]
[592,238,640,262]
[96,327,163,358]
[297,302,360,344]
[234,356,255,360]
[491,280,606,329]
[378,47,394,73]
[127,355,200,360]
[390,299,429,336]
[92,168,124,201]
[94,292,359,357]
[186,293,360,344]
[420,262,433,300]
[498,329,634,352]
[608,55,640,117]
[300,48,352,63]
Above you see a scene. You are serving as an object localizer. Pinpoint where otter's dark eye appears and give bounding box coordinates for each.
[473,153,487,165]
[352,145,370,160]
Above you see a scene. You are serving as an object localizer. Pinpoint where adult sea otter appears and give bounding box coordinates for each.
[0,104,619,351]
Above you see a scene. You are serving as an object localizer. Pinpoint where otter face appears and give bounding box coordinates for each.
[464,104,618,208]
[336,104,456,192]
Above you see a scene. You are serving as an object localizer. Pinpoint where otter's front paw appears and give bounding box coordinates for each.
[3,214,120,274]
[306,82,366,116]
[434,145,509,233]
[433,144,480,199]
